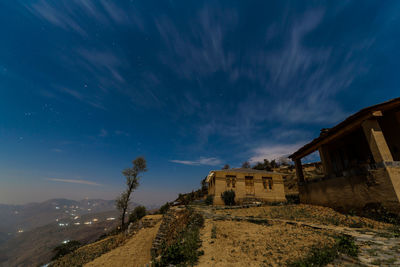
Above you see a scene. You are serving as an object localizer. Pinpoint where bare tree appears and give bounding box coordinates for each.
[241,161,251,169]
[116,156,147,230]
[222,164,230,169]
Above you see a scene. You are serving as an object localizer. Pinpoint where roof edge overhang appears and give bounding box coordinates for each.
[205,172,215,183]
[289,97,400,160]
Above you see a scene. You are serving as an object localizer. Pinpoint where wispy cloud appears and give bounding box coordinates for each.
[77,48,125,83]
[170,157,222,166]
[248,143,305,164]
[59,87,83,100]
[172,5,373,148]
[45,178,102,186]
[99,129,108,137]
[114,130,130,137]
[26,0,87,36]
[236,7,367,125]
[155,6,237,79]
[24,0,145,36]
[58,87,106,110]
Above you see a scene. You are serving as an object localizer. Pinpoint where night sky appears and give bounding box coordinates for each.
[1,1,399,206]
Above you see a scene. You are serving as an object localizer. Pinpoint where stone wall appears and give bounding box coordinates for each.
[150,207,188,258]
[299,165,400,214]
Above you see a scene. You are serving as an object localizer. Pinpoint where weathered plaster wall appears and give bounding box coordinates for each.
[208,170,286,205]
[299,166,400,213]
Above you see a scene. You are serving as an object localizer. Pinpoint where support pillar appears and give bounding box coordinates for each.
[294,158,305,184]
[362,118,393,163]
[318,145,333,176]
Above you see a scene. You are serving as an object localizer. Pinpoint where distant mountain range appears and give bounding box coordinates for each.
[0,198,146,267]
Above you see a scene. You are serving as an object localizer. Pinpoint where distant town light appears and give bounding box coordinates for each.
[17,229,24,233]
[106,217,115,221]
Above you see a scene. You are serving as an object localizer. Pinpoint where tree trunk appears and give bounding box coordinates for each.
[121,207,127,230]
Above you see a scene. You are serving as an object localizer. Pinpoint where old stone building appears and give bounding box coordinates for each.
[289,98,400,214]
[206,168,286,205]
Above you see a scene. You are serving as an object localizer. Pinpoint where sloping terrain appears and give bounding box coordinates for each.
[0,199,117,235]
[51,215,162,267]
[0,210,118,267]
[11,204,397,267]
[84,221,161,267]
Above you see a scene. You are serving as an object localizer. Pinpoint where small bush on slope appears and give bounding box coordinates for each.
[158,202,170,214]
[154,210,205,267]
[129,206,146,223]
[51,241,81,261]
[205,195,213,205]
[50,234,126,267]
[288,235,358,267]
[221,190,235,206]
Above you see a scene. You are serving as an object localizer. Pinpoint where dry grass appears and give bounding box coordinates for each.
[84,221,161,267]
[198,219,335,267]
[214,204,392,229]
[51,215,162,267]
[51,233,127,267]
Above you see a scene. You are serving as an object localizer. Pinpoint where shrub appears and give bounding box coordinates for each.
[336,235,358,257]
[51,240,81,261]
[205,195,214,205]
[154,211,204,266]
[288,235,358,266]
[129,205,146,223]
[159,202,170,214]
[211,225,217,239]
[361,202,400,225]
[286,194,300,204]
[221,190,235,206]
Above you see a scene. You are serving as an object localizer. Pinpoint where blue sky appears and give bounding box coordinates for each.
[1,1,400,205]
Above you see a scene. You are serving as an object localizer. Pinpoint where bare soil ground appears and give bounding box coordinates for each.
[198,219,335,267]
[195,205,400,266]
[84,221,161,267]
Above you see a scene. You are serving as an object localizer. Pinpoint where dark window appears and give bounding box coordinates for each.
[226,175,236,188]
[262,177,273,190]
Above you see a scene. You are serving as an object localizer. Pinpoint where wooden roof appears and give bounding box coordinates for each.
[289,97,400,160]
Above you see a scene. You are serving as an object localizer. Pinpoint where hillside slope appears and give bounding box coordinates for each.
[0,210,118,267]
[85,221,161,267]
[0,198,117,242]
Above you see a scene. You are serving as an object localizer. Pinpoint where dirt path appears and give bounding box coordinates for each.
[84,221,161,267]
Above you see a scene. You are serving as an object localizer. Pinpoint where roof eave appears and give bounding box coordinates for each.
[289,97,400,160]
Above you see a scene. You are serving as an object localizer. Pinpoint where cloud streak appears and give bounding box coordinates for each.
[24,0,145,36]
[45,178,102,186]
[248,143,306,164]
[170,157,222,166]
